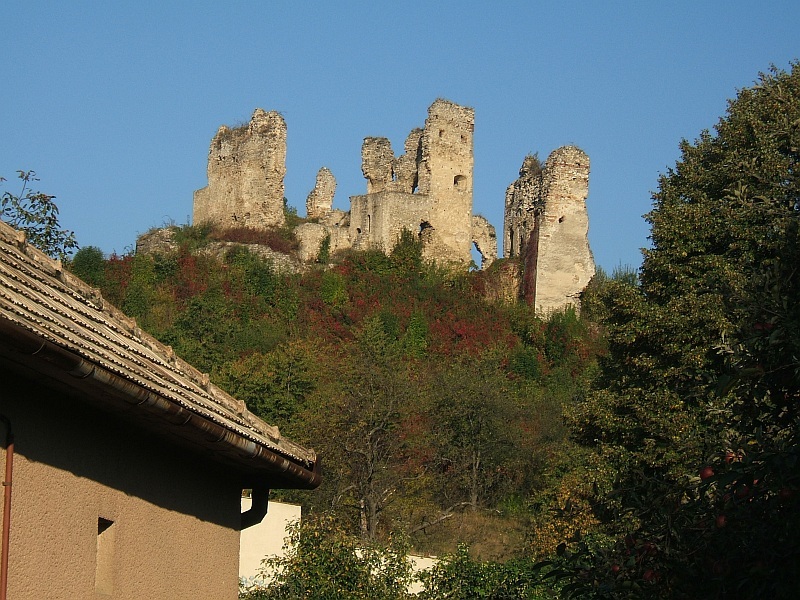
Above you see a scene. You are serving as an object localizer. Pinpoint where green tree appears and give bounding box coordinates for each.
[1,170,78,260]
[557,63,800,598]
[216,340,315,435]
[430,354,519,513]
[305,316,419,540]
[69,245,106,287]
[240,515,414,600]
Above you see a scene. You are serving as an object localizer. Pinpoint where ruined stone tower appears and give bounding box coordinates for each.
[349,99,495,267]
[504,146,594,312]
[187,99,597,298]
[193,108,287,230]
[306,167,337,220]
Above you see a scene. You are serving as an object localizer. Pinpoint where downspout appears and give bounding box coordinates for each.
[0,414,13,600]
[241,488,270,530]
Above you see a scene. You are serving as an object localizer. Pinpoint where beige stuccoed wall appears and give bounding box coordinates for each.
[1,371,243,600]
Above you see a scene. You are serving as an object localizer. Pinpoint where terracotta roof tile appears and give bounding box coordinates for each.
[0,220,318,486]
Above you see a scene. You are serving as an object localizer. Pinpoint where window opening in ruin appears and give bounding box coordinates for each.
[412,174,419,194]
[367,215,371,232]
[470,242,483,271]
[357,228,362,234]
[454,175,467,190]
[438,129,444,138]
[95,517,115,595]
[419,221,433,241]
[509,227,515,257]
[558,216,565,223]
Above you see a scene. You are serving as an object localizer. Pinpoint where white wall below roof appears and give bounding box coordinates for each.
[239,499,301,584]
[238,499,439,593]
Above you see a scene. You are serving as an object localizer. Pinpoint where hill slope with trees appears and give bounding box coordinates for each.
[35,60,800,598]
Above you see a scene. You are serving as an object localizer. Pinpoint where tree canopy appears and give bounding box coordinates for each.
[1,170,78,260]
[557,63,800,599]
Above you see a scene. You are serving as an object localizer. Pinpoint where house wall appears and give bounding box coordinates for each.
[238,499,301,584]
[0,370,243,600]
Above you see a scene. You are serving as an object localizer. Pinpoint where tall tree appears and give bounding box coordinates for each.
[308,316,418,540]
[560,64,800,598]
[430,354,518,513]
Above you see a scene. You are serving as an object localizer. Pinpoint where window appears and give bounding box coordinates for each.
[453,175,467,190]
[95,517,115,595]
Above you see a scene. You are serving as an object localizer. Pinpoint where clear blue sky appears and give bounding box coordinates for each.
[2,1,798,271]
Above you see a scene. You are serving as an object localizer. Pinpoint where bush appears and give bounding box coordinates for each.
[70,246,105,287]
[240,515,414,600]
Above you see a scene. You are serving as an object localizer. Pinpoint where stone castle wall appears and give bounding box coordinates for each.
[306,167,336,220]
[349,99,491,267]
[193,109,287,230]
[504,147,594,312]
[189,100,595,312]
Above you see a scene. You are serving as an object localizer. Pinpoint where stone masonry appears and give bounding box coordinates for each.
[504,147,595,312]
[189,100,595,312]
[194,108,287,230]
[349,99,495,268]
[306,167,337,220]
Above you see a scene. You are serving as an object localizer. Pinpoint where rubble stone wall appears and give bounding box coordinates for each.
[194,109,287,230]
[471,215,497,269]
[503,147,594,313]
[306,167,336,220]
[349,99,482,266]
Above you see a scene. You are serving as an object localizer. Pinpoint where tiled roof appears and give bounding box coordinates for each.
[0,220,319,488]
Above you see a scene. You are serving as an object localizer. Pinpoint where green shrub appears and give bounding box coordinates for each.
[70,246,105,287]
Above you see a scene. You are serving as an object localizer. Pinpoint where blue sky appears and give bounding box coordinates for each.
[1,1,798,271]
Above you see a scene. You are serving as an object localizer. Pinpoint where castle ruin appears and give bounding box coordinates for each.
[194,109,287,230]
[504,147,594,312]
[190,100,594,313]
[349,99,493,268]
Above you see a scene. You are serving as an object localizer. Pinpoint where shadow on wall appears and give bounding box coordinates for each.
[3,375,241,527]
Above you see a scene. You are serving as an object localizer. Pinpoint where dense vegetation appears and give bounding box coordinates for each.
[548,63,800,598]
[72,223,600,562]
[59,62,800,598]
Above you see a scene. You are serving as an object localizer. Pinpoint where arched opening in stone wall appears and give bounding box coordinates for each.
[453,175,467,190]
[471,241,484,271]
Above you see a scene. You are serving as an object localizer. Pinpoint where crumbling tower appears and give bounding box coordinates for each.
[306,167,336,220]
[504,146,594,312]
[193,108,287,230]
[349,99,493,267]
